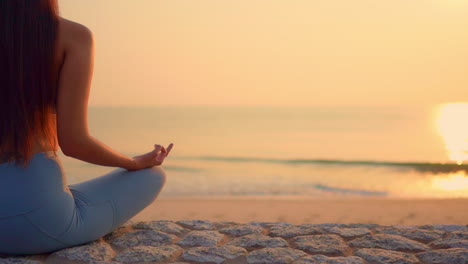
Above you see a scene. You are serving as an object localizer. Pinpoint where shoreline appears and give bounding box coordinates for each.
[133,197,468,225]
[155,195,468,200]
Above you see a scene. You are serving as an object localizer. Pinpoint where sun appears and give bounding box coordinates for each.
[435,103,468,164]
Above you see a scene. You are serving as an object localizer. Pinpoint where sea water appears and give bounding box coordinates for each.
[59,105,468,199]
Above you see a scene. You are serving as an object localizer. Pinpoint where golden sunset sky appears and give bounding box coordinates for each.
[59,0,468,107]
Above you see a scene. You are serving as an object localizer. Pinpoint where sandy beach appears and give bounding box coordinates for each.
[4,196,467,262]
[131,196,468,225]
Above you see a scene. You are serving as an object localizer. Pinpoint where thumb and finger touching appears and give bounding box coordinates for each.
[151,143,174,164]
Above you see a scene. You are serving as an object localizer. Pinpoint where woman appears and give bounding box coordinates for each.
[0,0,173,255]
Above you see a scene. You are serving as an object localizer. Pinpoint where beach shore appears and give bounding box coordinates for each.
[133,196,468,225]
[2,197,467,263]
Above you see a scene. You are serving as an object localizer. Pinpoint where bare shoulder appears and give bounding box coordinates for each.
[58,17,94,49]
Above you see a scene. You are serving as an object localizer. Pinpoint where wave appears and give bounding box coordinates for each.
[311,184,388,196]
[163,165,204,172]
[173,156,468,173]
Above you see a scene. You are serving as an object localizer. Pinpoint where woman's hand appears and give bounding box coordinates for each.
[128,143,174,171]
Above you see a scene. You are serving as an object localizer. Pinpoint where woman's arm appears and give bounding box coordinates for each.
[56,19,137,170]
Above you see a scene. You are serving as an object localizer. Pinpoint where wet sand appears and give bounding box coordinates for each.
[133,196,468,225]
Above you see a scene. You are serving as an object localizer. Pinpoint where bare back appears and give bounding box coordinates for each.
[32,17,88,155]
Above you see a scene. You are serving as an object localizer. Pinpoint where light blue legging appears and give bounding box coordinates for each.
[0,151,166,255]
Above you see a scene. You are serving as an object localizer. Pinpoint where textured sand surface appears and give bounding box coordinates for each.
[1,220,467,263]
[1,197,467,263]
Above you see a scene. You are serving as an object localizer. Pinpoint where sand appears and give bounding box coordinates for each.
[3,196,467,262]
[132,196,468,225]
[6,219,467,263]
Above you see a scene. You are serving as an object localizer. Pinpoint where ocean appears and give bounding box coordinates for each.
[58,105,468,199]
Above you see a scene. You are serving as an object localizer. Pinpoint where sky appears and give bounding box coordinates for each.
[59,0,468,107]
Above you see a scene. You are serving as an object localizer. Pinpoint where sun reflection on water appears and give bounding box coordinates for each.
[435,103,468,165]
[431,171,468,192]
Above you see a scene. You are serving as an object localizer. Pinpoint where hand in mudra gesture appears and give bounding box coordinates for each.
[130,143,174,170]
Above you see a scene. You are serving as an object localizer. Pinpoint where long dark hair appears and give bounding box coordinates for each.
[0,0,60,167]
